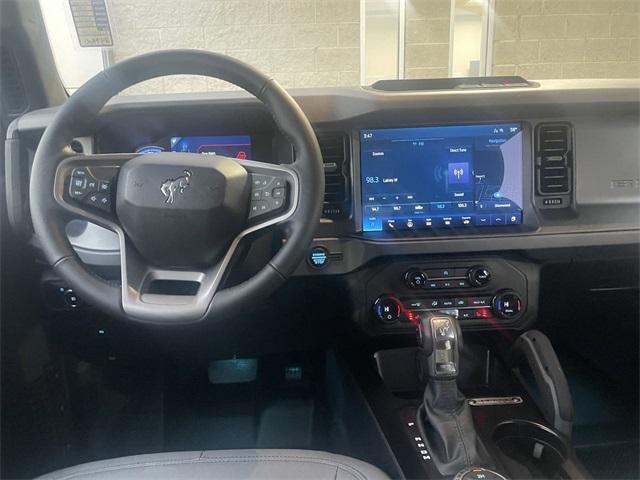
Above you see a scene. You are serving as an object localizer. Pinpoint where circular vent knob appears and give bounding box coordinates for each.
[492,290,523,318]
[468,265,492,287]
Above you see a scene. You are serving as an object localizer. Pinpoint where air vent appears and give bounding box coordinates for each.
[317,133,351,219]
[0,47,28,114]
[536,123,572,196]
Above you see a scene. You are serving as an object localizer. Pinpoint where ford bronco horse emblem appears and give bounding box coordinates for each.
[160,169,192,204]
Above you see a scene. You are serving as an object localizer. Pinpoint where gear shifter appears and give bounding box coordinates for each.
[418,314,462,379]
[416,313,494,476]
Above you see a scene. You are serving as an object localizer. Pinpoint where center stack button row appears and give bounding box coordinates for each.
[405,269,471,289]
[405,266,492,290]
[406,296,492,310]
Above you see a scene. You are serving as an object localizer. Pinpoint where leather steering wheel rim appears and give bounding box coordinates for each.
[30,49,324,324]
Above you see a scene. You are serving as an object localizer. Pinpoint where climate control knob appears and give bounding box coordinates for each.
[405,269,427,289]
[468,265,492,287]
[373,296,402,324]
[492,290,523,318]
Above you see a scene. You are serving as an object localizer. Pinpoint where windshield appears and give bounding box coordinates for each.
[42,0,639,94]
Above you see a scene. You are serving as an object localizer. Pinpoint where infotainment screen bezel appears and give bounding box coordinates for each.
[351,121,538,237]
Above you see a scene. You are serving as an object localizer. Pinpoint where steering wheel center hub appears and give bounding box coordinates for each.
[116,153,250,267]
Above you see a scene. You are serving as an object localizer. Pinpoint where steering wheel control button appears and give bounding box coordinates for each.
[249,174,288,220]
[71,167,89,178]
[405,269,427,289]
[86,178,99,191]
[249,201,269,218]
[251,174,272,188]
[85,192,111,212]
[468,265,492,287]
[70,186,87,200]
[98,180,111,193]
[308,246,329,268]
[373,296,402,323]
[493,290,523,318]
[71,177,86,189]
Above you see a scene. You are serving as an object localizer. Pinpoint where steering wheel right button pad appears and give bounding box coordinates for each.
[249,173,288,220]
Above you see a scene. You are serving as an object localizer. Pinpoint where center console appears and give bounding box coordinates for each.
[368,318,589,480]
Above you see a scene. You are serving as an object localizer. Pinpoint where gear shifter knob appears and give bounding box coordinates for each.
[416,313,496,476]
[418,313,463,379]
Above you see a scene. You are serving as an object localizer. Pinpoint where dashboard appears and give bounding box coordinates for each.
[5,79,640,332]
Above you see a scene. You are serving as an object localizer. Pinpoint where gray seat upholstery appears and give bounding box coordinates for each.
[37,449,391,480]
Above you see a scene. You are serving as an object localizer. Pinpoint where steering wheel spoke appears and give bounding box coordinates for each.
[54,154,136,230]
[119,238,226,322]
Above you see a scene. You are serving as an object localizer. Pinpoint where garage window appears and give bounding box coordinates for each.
[40,0,639,94]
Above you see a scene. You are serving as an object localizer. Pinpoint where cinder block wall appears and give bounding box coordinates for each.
[107,0,361,93]
[492,0,639,79]
[107,0,638,94]
[405,0,452,78]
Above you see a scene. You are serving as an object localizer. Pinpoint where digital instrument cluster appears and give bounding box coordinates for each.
[135,135,253,160]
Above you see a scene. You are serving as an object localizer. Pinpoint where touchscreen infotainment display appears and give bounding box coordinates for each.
[360,124,523,232]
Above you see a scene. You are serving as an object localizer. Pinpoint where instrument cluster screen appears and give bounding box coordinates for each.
[170,135,252,159]
[135,135,252,160]
[360,124,524,232]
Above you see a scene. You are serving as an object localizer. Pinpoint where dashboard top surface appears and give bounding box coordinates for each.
[8,79,639,137]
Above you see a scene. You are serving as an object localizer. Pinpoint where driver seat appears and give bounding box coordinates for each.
[38,449,391,480]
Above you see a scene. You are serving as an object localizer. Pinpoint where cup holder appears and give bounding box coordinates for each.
[492,420,569,478]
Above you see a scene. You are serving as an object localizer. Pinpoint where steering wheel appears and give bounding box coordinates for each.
[30,50,324,325]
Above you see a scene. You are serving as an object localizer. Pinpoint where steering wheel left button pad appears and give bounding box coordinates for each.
[249,173,288,220]
[68,166,117,213]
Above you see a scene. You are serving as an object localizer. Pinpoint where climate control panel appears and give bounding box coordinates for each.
[364,257,537,331]
[404,265,492,290]
[374,289,523,324]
